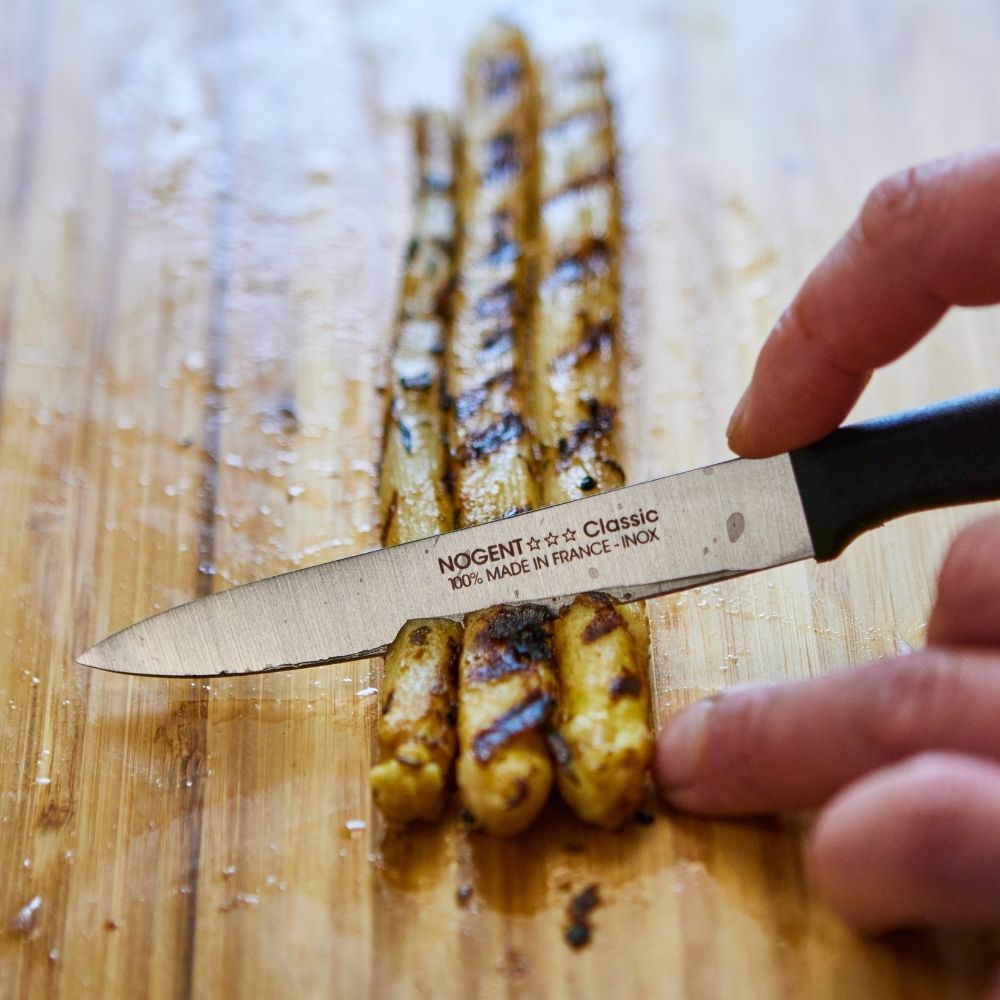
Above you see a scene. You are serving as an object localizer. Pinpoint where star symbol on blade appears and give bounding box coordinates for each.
[545,532,560,548]
[563,528,577,542]
[527,536,541,552]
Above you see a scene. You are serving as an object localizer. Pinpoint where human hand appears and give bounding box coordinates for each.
[654,147,1000,934]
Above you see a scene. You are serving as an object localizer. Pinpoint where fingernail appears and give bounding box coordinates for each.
[726,391,750,450]
[656,699,714,793]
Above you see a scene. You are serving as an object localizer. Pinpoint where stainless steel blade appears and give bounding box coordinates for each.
[77,454,813,677]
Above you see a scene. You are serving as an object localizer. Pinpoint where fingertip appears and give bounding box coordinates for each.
[806,753,1000,932]
[653,698,714,806]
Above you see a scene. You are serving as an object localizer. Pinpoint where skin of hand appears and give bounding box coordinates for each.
[653,146,1000,937]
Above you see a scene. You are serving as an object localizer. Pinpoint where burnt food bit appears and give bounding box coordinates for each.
[634,808,655,826]
[456,883,474,906]
[564,883,600,949]
[472,690,555,763]
[579,475,597,491]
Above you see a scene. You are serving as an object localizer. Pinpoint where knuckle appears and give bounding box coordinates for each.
[862,655,959,759]
[855,165,928,254]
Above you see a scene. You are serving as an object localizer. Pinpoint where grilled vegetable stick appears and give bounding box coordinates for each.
[450,26,555,835]
[400,111,457,323]
[533,48,623,502]
[448,23,540,527]
[372,114,460,825]
[549,594,652,829]
[534,51,653,827]
[456,605,557,836]
[371,619,463,824]
[379,112,456,548]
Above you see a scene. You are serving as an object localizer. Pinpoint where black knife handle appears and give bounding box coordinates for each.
[789,388,1000,561]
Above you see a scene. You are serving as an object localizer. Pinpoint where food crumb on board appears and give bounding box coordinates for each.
[104,918,122,931]
[564,883,600,949]
[456,883,474,906]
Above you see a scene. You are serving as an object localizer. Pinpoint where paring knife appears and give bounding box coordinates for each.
[78,390,1000,678]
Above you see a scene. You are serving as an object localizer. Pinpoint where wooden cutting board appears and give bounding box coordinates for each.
[2,1,999,996]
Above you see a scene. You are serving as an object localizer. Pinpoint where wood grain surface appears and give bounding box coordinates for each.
[2,1,999,997]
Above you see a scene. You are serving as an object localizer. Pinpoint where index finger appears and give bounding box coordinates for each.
[728,146,1000,458]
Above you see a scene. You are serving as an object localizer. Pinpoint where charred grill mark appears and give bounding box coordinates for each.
[544,162,614,204]
[399,370,433,391]
[477,604,554,649]
[483,132,519,181]
[459,413,525,462]
[475,280,516,321]
[483,54,524,98]
[422,174,454,194]
[551,319,614,373]
[485,237,518,267]
[381,690,395,716]
[391,400,415,454]
[409,625,431,647]
[453,384,485,423]
[466,603,554,683]
[472,691,555,763]
[470,605,554,666]
[453,370,514,423]
[467,656,529,683]
[502,505,531,517]
[477,325,515,363]
[600,456,626,481]
[507,778,529,808]
[581,603,625,644]
[380,490,399,546]
[557,399,616,466]
[542,240,611,291]
[543,107,605,135]
[484,209,518,266]
[609,673,642,699]
[546,728,575,772]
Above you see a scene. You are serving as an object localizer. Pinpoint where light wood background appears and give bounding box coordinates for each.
[2,1,999,997]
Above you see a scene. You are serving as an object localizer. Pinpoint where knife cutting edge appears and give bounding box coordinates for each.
[77,389,1000,678]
